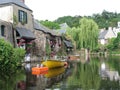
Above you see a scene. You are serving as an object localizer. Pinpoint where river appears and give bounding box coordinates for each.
[0,55,120,90]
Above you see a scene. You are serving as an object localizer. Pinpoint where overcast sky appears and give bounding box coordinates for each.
[25,0,120,21]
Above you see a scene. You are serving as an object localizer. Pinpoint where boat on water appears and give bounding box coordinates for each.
[41,60,65,69]
[32,67,48,75]
[44,67,65,78]
[68,55,80,60]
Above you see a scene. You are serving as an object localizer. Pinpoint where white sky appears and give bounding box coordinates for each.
[25,0,120,21]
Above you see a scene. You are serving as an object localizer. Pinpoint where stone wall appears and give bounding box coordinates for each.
[33,30,46,56]
[0,20,14,46]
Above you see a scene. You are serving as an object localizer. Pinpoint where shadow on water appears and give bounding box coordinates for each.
[0,55,120,90]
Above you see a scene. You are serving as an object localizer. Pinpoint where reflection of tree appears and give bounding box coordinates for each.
[67,61,101,90]
[107,56,120,74]
[0,70,25,90]
[99,79,120,90]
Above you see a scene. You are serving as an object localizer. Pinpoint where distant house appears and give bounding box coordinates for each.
[58,23,73,53]
[58,23,69,34]
[0,0,35,53]
[98,27,120,45]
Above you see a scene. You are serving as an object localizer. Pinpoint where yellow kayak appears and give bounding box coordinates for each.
[41,60,65,69]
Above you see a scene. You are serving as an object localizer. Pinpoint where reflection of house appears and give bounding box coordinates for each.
[100,62,120,81]
[0,0,35,51]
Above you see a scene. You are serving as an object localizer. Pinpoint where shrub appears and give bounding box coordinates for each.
[0,39,25,78]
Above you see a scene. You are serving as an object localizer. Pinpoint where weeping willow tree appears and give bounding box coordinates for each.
[78,17,99,50]
[66,17,99,51]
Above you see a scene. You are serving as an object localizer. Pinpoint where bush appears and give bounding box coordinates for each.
[0,39,25,78]
[12,48,26,66]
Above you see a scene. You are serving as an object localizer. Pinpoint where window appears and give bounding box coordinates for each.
[18,10,27,24]
[1,25,5,36]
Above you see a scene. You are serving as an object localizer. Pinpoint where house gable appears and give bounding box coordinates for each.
[104,28,116,39]
[0,0,32,11]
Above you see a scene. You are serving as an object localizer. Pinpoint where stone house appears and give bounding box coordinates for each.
[98,26,120,45]
[98,27,116,45]
[0,0,67,59]
[0,19,14,45]
[0,0,35,52]
[33,20,62,58]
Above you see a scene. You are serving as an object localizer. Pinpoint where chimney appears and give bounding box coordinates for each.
[21,0,25,3]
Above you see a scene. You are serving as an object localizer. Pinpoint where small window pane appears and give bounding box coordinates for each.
[18,10,27,24]
[1,25,5,36]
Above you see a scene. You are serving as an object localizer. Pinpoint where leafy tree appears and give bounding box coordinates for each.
[66,17,99,51]
[91,10,120,29]
[113,33,120,49]
[40,20,60,29]
[54,15,82,28]
[79,18,99,50]
[107,38,115,50]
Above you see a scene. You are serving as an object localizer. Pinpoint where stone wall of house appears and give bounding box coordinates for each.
[33,30,46,56]
[13,4,34,31]
[0,20,14,46]
[0,6,13,23]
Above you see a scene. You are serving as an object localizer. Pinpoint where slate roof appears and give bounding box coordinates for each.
[63,40,73,48]
[57,23,69,34]
[0,0,31,11]
[16,27,35,40]
[60,23,69,30]
[34,20,61,37]
[98,30,108,39]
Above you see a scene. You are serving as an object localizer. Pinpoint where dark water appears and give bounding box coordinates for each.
[0,55,120,90]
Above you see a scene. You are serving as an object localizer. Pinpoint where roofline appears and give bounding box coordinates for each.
[34,28,61,37]
[0,3,32,12]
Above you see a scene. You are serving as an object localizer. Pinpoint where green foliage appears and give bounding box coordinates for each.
[0,39,25,78]
[66,18,99,50]
[113,33,120,49]
[13,14,18,28]
[67,61,101,90]
[54,15,82,28]
[107,33,120,51]
[91,10,120,29]
[106,38,115,50]
[12,48,25,66]
[54,10,120,29]
[40,20,60,29]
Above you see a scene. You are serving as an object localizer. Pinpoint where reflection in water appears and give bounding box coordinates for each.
[25,66,46,90]
[45,67,66,88]
[1,56,120,90]
[24,64,69,89]
[67,60,101,90]
[45,67,65,78]
[67,56,120,90]
[100,62,120,81]
[0,70,25,90]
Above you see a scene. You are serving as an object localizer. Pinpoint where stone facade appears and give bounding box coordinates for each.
[0,20,14,45]
[33,30,46,56]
